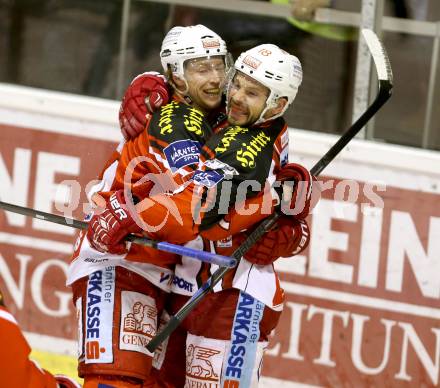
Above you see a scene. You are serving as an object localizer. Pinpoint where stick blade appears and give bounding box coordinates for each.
[361,28,393,84]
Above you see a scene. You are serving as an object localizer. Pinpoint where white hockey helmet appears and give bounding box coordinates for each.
[233,44,303,124]
[160,24,228,80]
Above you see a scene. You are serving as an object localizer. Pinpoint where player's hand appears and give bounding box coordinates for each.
[276,163,318,219]
[241,217,310,265]
[119,72,170,140]
[87,190,141,254]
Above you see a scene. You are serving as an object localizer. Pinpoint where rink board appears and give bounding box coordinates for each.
[1,84,440,387]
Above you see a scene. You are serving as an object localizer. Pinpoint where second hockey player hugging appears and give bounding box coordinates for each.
[68,25,318,388]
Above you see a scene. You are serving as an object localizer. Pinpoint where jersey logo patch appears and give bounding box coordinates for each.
[217,236,232,248]
[203,159,239,178]
[223,292,264,387]
[119,291,157,356]
[192,170,224,188]
[163,139,202,172]
[84,267,115,364]
[186,344,220,381]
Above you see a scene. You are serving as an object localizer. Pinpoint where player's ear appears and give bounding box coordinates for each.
[272,97,288,116]
[263,97,288,120]
[166,66,186,93]
[171,76,186,92]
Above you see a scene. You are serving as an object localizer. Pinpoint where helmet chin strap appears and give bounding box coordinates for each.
[183,94,193,105]
[253,95,280,126]
[174,76,193,105]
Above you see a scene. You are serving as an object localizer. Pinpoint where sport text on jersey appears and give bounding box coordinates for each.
[213,126,273,168]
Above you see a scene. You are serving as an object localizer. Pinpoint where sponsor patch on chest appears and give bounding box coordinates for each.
[164,139,202,171]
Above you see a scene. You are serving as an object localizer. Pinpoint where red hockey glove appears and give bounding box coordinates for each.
[119,72,170,140]
[276,163,317,219]
[242,217,310,265]
[87,190,142,254]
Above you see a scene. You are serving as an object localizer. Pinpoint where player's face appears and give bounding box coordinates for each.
[227,72,270,127]
[184,56,226,112]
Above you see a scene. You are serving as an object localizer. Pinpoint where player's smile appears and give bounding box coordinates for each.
[228,101,249,122]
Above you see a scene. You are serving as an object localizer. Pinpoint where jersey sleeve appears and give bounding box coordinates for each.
[0,304,58,388]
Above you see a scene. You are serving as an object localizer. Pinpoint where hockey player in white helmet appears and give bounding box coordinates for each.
[227,43,302,126]
[89,42,317,388]
[160,24,230,113]
[119,24,229,139]
[67,24,234,388]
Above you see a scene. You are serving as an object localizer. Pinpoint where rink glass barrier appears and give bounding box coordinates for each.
[1,0,440,150]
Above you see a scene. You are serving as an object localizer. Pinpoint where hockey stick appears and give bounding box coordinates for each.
[0,201,236,268]
[146,28,393,352]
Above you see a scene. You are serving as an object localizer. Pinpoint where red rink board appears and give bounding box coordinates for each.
[0,123,116,338]
[269,180,440,386]
[1,123,440,386]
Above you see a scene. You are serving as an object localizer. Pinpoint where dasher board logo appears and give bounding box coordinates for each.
[119,291,157,356]
[164,139,202,172]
